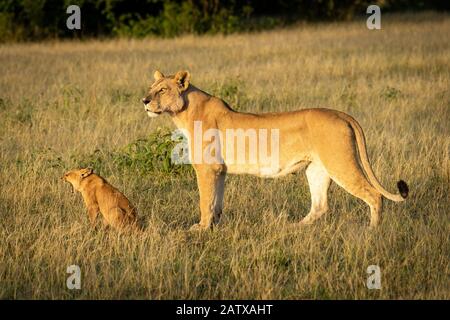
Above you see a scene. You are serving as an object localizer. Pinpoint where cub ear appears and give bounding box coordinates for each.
[154,70,164,80]
[174,70,190,92]
[80,168,93,179]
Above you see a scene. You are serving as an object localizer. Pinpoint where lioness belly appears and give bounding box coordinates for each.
[225,159,309,177]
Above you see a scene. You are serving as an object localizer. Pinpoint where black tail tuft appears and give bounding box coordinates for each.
[397,180,409,199]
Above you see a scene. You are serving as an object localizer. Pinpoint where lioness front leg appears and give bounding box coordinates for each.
[191,165,225,231]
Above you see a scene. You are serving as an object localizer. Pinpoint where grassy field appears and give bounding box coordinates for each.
[0,12,449,299]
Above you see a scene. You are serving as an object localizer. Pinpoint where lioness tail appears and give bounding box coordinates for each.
[339,112,409,202]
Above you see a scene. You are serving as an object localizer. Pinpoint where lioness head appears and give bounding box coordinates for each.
[62,168,93,191]
[142,70,191,117]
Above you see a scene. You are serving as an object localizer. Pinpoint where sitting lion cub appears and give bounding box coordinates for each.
[63,168,139,231]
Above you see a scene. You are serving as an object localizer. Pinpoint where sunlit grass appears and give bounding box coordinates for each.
[0,12,448,299]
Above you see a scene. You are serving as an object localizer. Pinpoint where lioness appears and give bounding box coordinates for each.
[62,168,139,231]
[142,70,408,230]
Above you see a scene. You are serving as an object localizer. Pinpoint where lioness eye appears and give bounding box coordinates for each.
[160,88,166,93]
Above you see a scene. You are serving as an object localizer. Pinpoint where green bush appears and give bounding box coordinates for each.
[113,14,162,38]
[112,128,193,175]
[0,12,17,41]
[0,0,448,41]
[113,1,245,37]
[72,128,194,177]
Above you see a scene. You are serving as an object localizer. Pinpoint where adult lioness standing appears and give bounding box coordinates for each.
[142,70,408,230]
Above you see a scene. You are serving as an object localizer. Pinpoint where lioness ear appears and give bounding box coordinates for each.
[174,70,190,92]
[80,168,93,179]
[154,70,164,80]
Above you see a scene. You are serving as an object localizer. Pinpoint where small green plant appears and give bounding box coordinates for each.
[381,86,402,100]
[113,128,193,175]
[70,128,193,177]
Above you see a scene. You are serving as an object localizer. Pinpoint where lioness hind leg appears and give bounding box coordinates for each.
[328,166,382,228]
[316,129,383,228]
[300,162,331,225]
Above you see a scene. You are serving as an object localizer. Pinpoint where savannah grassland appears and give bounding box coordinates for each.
[0,12,449,299]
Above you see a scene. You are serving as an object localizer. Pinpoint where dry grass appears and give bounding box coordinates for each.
[0,12,449,299]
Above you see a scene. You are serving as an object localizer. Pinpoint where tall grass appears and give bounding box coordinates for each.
[0,12,449,299]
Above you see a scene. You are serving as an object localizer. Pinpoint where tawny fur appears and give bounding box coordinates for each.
[62,168,139,231]
[142,70,409,230]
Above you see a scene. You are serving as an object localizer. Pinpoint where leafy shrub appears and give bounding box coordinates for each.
[113,14,163,38]
[113,0,245,37]
[71,128,194,177]
[0,12,23,41]
[1,0,448,41]
[112,128,192,175]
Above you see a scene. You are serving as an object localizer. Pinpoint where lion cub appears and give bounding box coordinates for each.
[63,168,139,231]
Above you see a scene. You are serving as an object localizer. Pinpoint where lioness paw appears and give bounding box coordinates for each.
[189,223,211,232]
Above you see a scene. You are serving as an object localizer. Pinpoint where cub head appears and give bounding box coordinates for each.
[62,168,94,191]
[142,70,191,118]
